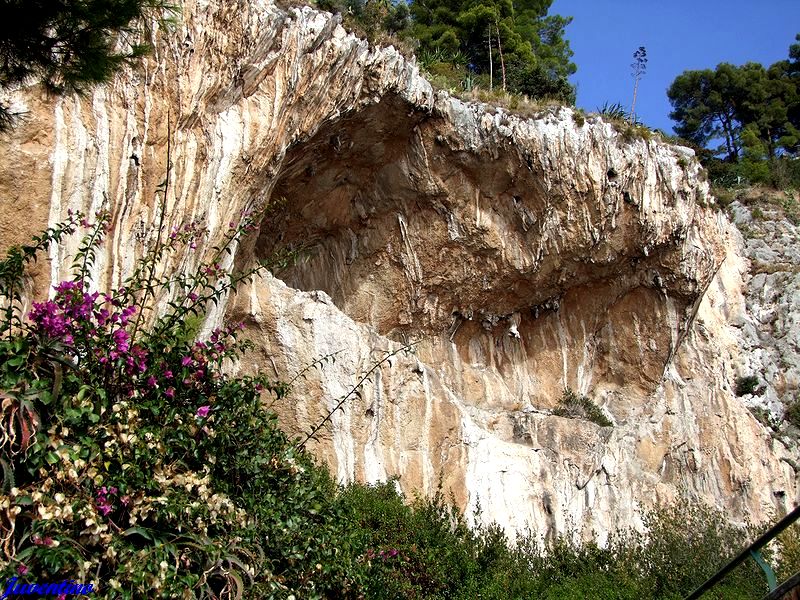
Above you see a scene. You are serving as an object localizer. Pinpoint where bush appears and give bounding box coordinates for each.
[735,375,760,396]
[0,210,361,598]
[552,388,612,427]
[786,399,800,428]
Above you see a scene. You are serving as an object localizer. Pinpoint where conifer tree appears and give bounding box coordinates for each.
[0,0,176,130]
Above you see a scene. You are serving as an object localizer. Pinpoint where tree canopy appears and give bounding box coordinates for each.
[409,0,576,100]
[667,34,800,163]
[318,0,577,102]
[0,0,175,130]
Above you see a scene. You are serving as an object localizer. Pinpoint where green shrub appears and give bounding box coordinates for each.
[749,406,778,430]
[552,388,613,427]
[0,210,361,598]
[735,375,760,396]
[786,399,800,428]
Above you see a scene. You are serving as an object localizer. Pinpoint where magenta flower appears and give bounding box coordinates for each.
[165,387,175,399]
[164,370,173,379]
[96,486,114,516]
[196,405,210,418]
[112,329,130,353]
[188,292,198,301]
[17,564,28,575]
[181,356,192,367]
[119,305,137,326]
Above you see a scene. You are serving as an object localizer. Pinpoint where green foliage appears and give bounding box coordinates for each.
[0,210,358,598]
[409,0,575,102]
[786,398,800,428]
[749,406,778,430]
[552,388,612,427]
[597,101,642,126]
[668,33,800,188]
[629,502,769,599]
[775,522,800,580]
[0,0,178,129]
[735,375,760,396]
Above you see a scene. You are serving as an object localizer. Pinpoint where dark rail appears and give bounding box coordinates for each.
[685,504,800,600]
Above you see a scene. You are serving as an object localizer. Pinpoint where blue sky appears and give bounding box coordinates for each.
[550,0,800,133]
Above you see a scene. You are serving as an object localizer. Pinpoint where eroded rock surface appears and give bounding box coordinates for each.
[0,0,796,543]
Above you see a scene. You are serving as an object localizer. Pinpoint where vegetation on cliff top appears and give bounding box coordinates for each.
[668,34,800,191]
[311,0,576,104]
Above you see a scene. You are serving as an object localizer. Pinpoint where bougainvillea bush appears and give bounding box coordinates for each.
[0,211,363,598]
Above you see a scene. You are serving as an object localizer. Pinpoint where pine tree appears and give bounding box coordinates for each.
[410,0,575,101]
[0,0,176,130]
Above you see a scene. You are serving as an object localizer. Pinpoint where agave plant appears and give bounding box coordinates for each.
[596,101,643,126]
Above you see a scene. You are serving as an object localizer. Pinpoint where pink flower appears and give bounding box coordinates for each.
[165,387,175,399]
[188,292,198,301]
[181,356,192,367]
[113,329,130,353]
[17,564,28,575]
[195,405,210,418]
[146,376,157,387]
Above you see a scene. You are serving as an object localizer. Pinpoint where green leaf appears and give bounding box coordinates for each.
[123,526,154,541]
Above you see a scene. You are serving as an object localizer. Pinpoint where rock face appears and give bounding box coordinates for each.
[0,1,797,543]
[726,197,800,424]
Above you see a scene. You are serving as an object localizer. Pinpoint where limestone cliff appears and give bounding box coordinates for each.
[0,0,796,543]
